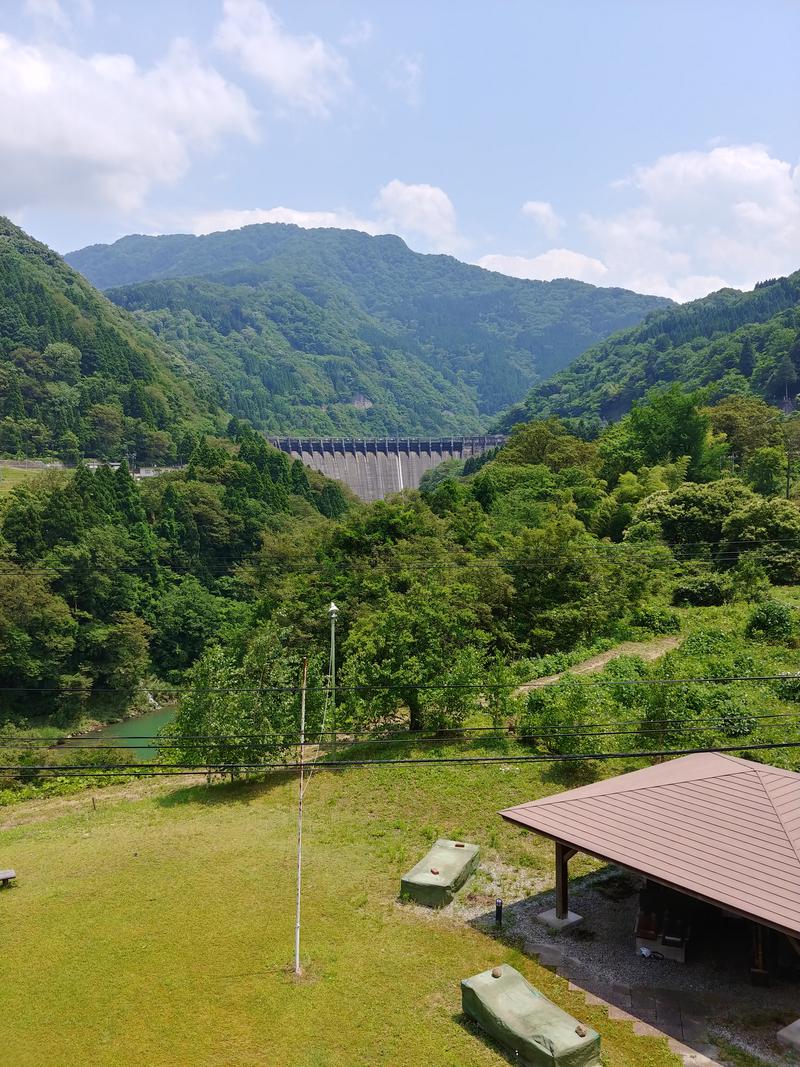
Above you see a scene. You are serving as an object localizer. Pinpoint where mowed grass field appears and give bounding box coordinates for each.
[0,465,49,495]
[0,745,682,1067]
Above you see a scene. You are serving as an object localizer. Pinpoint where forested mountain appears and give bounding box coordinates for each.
[66,224,668,436]
[0,218,222,462]
[507,272,800,428]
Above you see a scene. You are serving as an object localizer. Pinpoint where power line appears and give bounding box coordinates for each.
[4,737,800,777]
[1,672,797,695]
[7,708,800,749]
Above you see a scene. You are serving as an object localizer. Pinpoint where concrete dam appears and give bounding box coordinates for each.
[269,436,506,501]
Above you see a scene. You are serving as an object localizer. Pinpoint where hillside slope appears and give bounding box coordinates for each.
[507,272,800,427]
[67,224,669,435]
[0,219,221,462]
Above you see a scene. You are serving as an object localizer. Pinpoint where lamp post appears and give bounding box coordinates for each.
[294,657,308,977]
[328,602,338,751]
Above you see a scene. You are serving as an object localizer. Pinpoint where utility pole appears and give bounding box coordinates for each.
[294,657,308,977]
[328,602,338,752]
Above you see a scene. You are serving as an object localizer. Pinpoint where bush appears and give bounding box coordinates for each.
[772,674,800,701]
[680,629,728,655]
[519,675,616,756]
[630,605,681,635]
[728,553,771,603]
[745,600,795,642]
[705,691,758,739]
[672,572,730,607]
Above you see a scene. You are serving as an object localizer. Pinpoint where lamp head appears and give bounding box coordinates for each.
[328,601,339,619]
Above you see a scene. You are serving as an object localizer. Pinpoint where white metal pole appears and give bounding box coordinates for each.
[294,656,308,976]
[329,603,338,753]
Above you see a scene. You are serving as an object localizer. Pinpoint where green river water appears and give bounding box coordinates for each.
[78,704,177,760]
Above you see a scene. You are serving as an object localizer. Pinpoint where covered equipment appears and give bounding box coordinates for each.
[461,964,601,1067]
[400,838,480,907]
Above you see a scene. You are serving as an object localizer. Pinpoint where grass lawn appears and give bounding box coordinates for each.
[0,464,51,495]
[0,745,683,1067]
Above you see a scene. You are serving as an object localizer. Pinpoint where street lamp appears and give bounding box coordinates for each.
[328,603,338,750]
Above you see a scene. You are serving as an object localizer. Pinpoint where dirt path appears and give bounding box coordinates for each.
[514,636,682,697]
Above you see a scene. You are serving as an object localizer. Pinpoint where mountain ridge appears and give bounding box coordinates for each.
[0,217,221,462]
[66,223,670,436]
[502,270,800,428]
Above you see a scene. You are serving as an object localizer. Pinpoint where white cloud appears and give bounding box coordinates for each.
[215,0,349,117]
[0,32,256,215]
[482,144,800,300]
[188,179,465,254]
[478,250,609,284]
[385,53,422,106]
[192,205,381,236]
[586,143,800,299]
[522,200,562,238]
[374,180,460,252]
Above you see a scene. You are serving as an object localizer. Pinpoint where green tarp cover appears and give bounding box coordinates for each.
[461,965,601,1067]
[400,839,480,907]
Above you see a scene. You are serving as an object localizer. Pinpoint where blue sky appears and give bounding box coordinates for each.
[2,0,799,299]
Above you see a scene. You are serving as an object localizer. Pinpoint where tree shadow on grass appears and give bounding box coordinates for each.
[156,767,297,809]
[337,731,516,763]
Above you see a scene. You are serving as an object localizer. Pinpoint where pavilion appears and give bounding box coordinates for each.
[500,753,800,986]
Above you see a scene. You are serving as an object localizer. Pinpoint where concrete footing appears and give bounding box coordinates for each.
[777,1018,800,1051]
[538,908,583,931]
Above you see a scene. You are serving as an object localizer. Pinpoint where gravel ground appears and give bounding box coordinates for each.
[461,865,800,1066]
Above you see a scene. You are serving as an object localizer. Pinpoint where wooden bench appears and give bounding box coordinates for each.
[0,869,16,888]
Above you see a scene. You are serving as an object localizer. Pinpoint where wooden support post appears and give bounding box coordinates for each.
[555,843,576,921]
[751,922,770,987]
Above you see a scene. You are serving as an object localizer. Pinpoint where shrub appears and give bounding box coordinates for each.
[745,600,795,642]
[705,691,757,739]
[672,572,730,607]
[630,605,681,635]
[680,629,728,655]
[728,553,771,603]
[519,675,616,756]
[772,674,800,701]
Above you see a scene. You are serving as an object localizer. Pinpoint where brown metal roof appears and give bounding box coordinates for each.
[500,753,800,937]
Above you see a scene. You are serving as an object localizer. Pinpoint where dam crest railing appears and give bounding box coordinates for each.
[268,435,507,456]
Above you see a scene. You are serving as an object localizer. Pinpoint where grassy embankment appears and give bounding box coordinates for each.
[0,742,682,1067]
[0,464,48,495]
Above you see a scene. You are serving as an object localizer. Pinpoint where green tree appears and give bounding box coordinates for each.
[340,582,488,732]
[150,577,230,679]
[163,626,322,776]
[744,446,787,496]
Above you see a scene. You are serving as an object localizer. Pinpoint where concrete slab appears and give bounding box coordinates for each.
[537,908,583,931]
[777,1018,800,1051]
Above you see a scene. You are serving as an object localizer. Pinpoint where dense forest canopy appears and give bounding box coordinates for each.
[0,423,347,725]
[3,382,799,762]
[66,223,668,435]
[507,271,800,427]
[0,218,221,463]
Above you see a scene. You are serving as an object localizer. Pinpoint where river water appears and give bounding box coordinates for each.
[73,704,177,760]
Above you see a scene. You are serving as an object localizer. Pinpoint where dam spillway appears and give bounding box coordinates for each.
[269,436,506,501]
